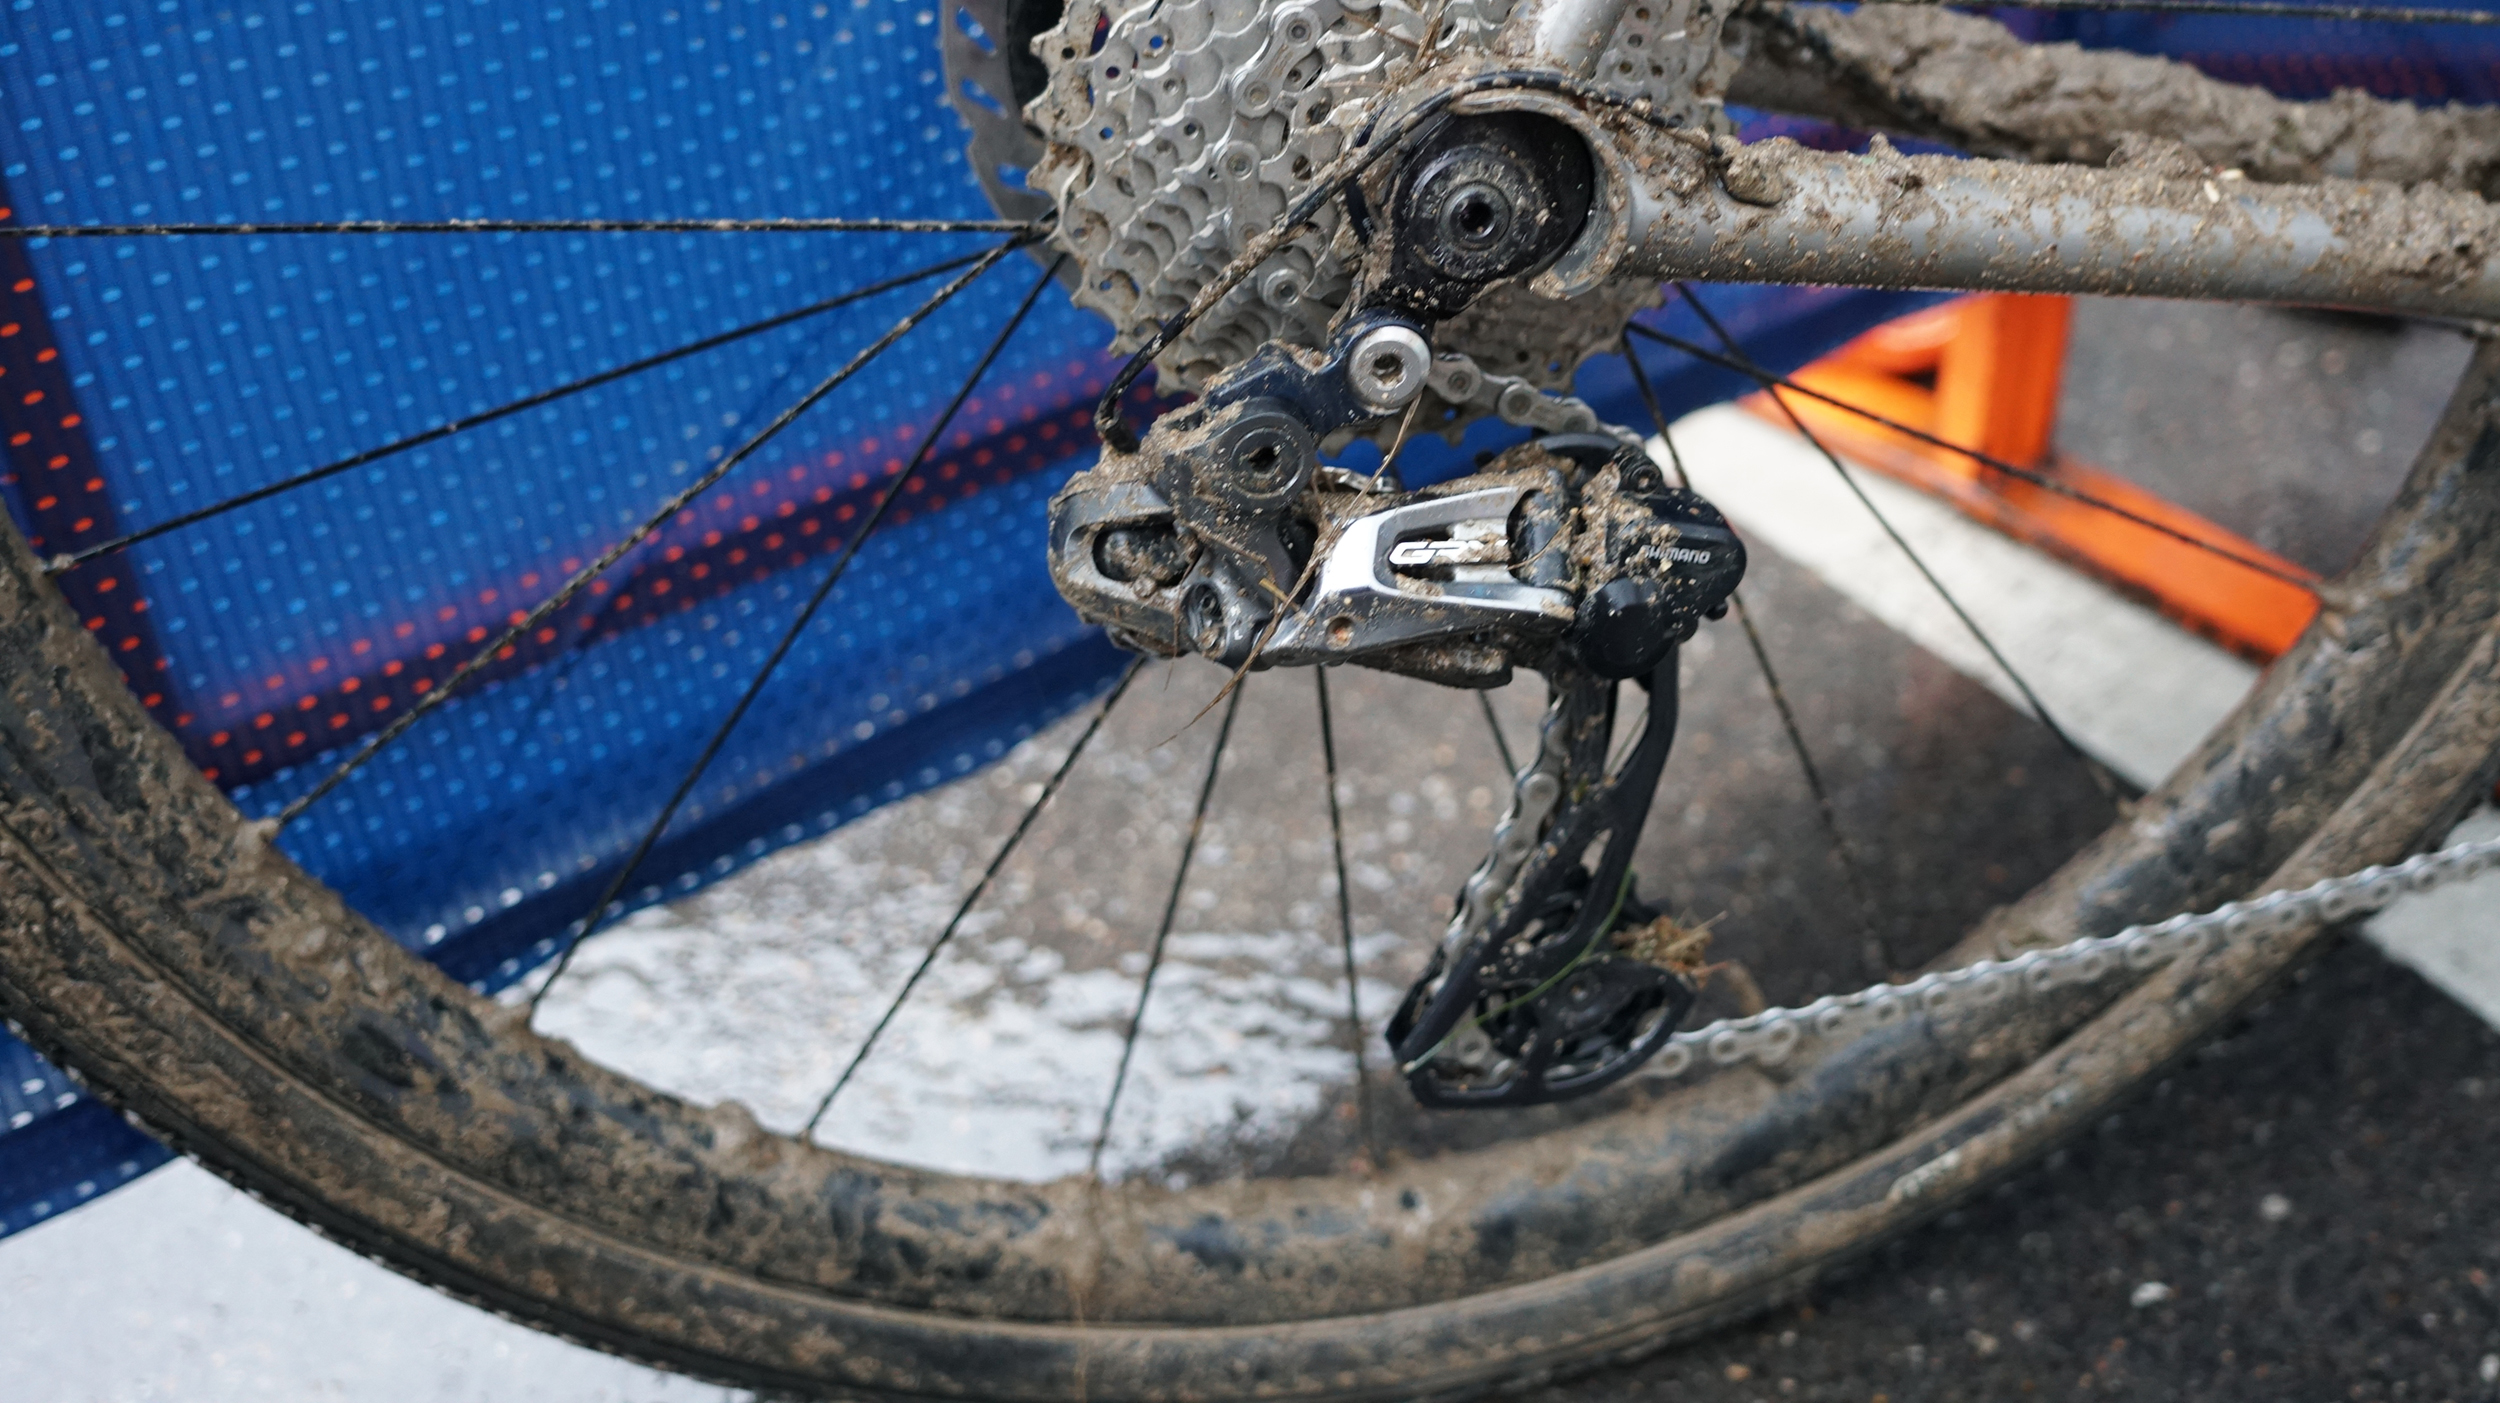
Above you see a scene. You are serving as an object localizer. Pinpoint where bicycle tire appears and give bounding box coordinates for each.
[3,330,2497,1397]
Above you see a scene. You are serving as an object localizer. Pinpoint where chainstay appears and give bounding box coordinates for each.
[1634,832,2500,1083]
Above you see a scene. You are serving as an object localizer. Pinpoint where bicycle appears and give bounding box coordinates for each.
[3,1,2499,1397]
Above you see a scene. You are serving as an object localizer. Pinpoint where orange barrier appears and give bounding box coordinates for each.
[1742,294,2319,660]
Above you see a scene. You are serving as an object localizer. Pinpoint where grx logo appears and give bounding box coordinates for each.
[1389,537,1504,567]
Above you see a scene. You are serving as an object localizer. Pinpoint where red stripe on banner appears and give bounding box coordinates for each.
[177,364,1173,788]
[0,194,183,733]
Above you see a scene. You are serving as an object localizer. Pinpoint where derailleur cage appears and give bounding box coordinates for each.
[1389,654,1702,1108]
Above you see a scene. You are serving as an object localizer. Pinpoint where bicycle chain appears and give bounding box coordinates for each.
[1424,349,1631,442]
[1459,691,2498,1082]
[1629,831,2500,1084]
[1427,394,2496,1090]
[1444,682,1575,959]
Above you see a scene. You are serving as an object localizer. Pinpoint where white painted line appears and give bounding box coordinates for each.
[1,1159,739,1401]
[2363,805,2500,1030]
[1669,405,2500,1029]
[1666,406,2258,791]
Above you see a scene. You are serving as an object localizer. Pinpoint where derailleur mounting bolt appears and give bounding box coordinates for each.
[1348,323,1432,412]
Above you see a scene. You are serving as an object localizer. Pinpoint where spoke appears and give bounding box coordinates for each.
[800,653,1146,1136]
[1622,340,1696,490]
[1624,324,2318,593]
[1865,0,2500,21]
[1477,692,1519,777]
[1675,284,2121,798]
[1088,677,1247,1178]
[268,238,1023,830]
[525,255,1069,1013]
[1734,595,1897,973]
[1313,669,1381,1170]
[0,216,1043,238]
[1628,339,1896,973]
[47,245,1008,574]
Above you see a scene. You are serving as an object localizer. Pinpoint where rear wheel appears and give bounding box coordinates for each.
[4,6,2499,1400]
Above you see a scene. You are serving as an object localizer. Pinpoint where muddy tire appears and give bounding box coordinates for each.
[2,306,2496,1398]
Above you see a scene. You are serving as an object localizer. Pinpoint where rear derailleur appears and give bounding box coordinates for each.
[1049,351,1747,1106]
[1045,111,1751,1108]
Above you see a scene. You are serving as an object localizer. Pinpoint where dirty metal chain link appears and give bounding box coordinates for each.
[1633,832,2500,1085]
[1445,681,1573,959]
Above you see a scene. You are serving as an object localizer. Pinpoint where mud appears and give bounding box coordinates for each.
[1727,4,2500,198]
[6,295,2497,1397]
[1626,133,2500,321]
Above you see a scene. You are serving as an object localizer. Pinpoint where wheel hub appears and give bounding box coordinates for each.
[942,0,1745,407]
